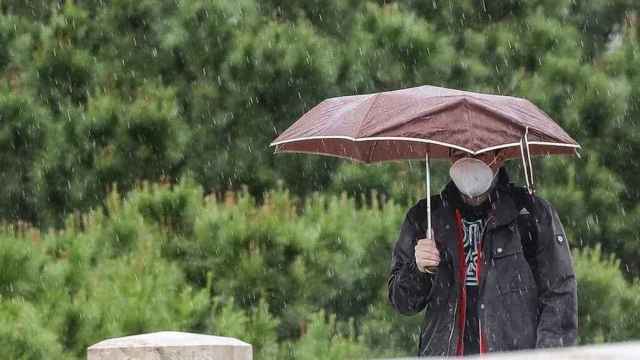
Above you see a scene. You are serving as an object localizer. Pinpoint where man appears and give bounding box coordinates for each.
[388,149,577,356]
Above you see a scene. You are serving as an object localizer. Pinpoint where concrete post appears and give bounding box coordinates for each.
[87,331,252,360]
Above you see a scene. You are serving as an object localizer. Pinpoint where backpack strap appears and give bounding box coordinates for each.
[510,185,539,274]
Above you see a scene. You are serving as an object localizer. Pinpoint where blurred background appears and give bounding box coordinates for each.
[1,0,640,358]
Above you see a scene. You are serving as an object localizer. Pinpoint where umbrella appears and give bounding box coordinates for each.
[269,85,580,239]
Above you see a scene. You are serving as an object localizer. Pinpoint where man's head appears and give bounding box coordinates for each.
[448,149,505,205]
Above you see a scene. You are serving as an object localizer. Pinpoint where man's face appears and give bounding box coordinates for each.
[449,150,505,174]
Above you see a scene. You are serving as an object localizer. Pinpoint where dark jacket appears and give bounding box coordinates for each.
[388,168,577,356]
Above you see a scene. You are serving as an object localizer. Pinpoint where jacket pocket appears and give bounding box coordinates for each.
[491,227,536,296]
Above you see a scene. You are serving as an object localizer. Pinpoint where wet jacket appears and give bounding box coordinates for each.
[388,168,577,356]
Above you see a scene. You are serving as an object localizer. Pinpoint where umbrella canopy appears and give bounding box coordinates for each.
[269,85,581,242]
[270,85,580,163]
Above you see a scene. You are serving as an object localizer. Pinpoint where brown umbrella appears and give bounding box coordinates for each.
[269,85,580,237]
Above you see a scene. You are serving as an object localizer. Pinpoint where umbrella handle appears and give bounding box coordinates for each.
[425,226,438,273]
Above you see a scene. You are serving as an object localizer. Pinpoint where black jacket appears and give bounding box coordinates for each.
[388,168,577,356]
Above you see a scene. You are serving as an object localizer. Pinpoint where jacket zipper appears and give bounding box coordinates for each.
[442,254,457,356]
[447,298,458,356]
[421,315,440,356]
[477,217,491,354]
[450,209,465,356]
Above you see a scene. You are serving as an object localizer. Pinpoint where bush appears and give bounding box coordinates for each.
[0,299,66,360]
[574,245,640,344]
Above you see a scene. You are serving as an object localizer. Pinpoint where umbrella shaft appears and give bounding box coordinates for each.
[425,152,432,239]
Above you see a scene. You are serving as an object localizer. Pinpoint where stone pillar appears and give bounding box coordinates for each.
[87,331,252,360]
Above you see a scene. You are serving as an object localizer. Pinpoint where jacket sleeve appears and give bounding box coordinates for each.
[388,212,432,315]
[533,198,578,348]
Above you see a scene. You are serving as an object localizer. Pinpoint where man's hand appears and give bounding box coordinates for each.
[415,237,440,273]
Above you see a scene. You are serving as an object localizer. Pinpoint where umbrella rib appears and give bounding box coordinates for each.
[355,94,381,139]
[366,140,379,163]
[276,148,368,163]
[464,98,473,149]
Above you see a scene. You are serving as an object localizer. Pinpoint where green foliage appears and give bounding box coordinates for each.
[32,3,94,113]
[208,297,280,359]
[344,2,454,91]
[37,84,190,225]
[0,14,15,71]
[0,89,50,222]
[286,311,370,360]
[0,232,45,299]
[0,299,67,360]
[575,245,640,343]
